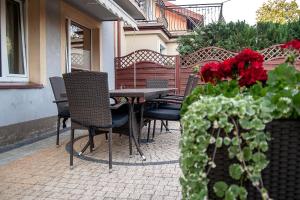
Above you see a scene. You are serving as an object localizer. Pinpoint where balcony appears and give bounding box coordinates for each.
[134,0,224,37]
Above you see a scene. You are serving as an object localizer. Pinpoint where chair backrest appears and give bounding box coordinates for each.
[183,74,195,97]
[49,76,68,113]
[63,72,112,128]
[146,79,169,97]
[191,75,199,91]
[146,79,169,88]
[49,76,66,101]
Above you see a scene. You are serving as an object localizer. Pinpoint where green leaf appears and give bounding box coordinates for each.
[213,181,228,198]
[243,147,252,161]
[259,141,269,152]
[229,164,244,180]
[228,184,240,197]
[224,137,231,146]
[292,93,300,115]
[225,190,236,200]
[239,118,252,130]
[251,118,265,130]
[231,137,240,146]
[239,187,248,200]
[216,137,223,148]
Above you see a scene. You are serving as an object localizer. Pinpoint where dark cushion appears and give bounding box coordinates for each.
[112,112,128,128]
[144,108,180,121]
[58,103,70,117]
[111,104,129,128]
[159,103,181,110]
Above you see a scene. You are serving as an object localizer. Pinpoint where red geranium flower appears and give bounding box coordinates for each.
[281,39,300,50]
[221,57,237,78]
[199,62,223,84]
[199,48,267,87]
[239,65,267,87]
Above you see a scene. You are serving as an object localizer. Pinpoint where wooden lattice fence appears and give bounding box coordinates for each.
[115,46,300,94]
[115,49,178,89]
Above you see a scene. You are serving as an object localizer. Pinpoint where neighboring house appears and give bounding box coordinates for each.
[0,0,143,147]
[119,0,223,56]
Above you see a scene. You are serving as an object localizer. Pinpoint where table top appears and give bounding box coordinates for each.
[109,88,177,99]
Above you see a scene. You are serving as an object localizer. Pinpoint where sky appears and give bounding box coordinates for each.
[173,0,300,25]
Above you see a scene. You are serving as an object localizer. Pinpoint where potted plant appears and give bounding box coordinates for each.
[180,41,300,200]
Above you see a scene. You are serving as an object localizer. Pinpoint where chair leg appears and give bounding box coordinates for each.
[147,121,151,142]
[56,117,61,146]
[108,128,113,172]
[105,133,108,140]
[70,129,74,168]
[89,128,95,153]
[78,140,90,156]
[62,118,68,129]
[160,120,163,133]
[165,120,170,132]
[152,120,156,139]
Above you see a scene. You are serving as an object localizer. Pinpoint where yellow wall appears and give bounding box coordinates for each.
[27,0,46,84]
[124,30,179,56]
[166,40,179,55]
[125,34,163,54]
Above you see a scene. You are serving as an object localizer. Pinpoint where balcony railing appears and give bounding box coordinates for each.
[137,1,224,37]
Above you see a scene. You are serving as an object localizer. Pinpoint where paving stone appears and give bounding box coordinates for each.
[0,122,182,200]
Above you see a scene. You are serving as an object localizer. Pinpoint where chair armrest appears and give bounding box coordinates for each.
[53,99,68,103]
[109,102,128,110]
[161,95,184,101]
[147,98,182,104]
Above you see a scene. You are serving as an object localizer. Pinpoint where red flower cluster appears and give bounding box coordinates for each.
[200,62,223,83]
[281,39,300,50]
[199,48,267,87]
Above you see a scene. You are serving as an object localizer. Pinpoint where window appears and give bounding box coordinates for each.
[1,0,27,82]
[66,20,91,72]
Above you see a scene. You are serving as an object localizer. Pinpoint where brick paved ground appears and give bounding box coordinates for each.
[0,122,182,200]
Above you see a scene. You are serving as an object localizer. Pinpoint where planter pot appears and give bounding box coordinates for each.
[208,119,300,200]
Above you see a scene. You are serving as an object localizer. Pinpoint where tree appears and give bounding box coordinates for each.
[256,0,300,24]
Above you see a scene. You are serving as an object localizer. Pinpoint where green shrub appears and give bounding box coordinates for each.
[177,20,300,55]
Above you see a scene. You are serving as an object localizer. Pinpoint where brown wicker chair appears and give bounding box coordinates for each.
[63,72,129,171]
[49,77,70,146]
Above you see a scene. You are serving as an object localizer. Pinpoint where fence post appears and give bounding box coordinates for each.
[175,55,181,94]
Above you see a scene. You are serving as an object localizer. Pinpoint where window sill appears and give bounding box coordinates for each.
[0,82,44,89]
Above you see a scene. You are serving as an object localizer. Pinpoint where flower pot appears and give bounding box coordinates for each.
[208,119,300,200]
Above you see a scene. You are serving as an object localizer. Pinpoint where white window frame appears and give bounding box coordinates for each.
[66,18,92,73]
[0,0,28,82]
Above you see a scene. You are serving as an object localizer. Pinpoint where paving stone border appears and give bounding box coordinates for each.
[65,134,180,166]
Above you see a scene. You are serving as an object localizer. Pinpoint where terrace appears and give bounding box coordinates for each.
[0,122,182,200]
[1,0,300,200]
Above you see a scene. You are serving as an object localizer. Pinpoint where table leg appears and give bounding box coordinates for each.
[138,101,144,145]
[128,99,133,156]
[130,97,146,161]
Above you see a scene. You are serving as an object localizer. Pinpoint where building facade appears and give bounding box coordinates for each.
[0,0,143,147]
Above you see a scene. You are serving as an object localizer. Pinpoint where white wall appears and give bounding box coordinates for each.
[101,21,115,89]
[0,0,61,127]
[125,34,163,54]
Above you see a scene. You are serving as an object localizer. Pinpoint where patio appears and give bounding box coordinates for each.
[0,121,182,200]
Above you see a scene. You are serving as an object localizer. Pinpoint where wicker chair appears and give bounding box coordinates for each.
[145,79,170,139]
[63,72,129,171]
[159,75,199,110]
[49,77,70,145]
[161,74,197,102]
